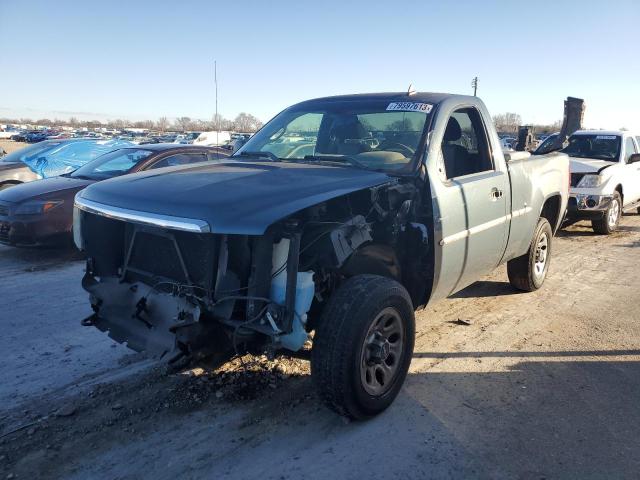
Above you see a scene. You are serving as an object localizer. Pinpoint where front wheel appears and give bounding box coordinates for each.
[507,217,553,292]
[311,275,415,420]
[592,191,621,234]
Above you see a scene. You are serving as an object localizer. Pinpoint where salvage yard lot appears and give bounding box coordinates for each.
[1,218,640,479]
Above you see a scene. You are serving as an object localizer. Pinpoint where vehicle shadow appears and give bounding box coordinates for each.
[7,352,640,479]
[557,227,596,237]
[560,222,640,237]
[450,280,523,299]
[404,353,640,478]
[0,244,83,269]
[616,224,640,233]
[618,240,640,248]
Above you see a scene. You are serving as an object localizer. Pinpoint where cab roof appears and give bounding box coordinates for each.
[572,130,637,137]
[291,91,473,108]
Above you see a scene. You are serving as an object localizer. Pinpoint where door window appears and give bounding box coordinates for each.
[150,153,208,169]
[625,137,638,163]
[441,108,493,179]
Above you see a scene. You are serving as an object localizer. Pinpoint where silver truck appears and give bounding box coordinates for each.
[73,92,569,419]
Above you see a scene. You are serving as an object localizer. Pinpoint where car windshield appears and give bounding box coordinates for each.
[71,148,154,180]
[562,134,621,161]
[533,133,559,154]
[0,141,64,163]
[235,99,433,172]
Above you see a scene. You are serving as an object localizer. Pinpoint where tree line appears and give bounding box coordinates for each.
[493,112,562,135]
[0,112,264,133]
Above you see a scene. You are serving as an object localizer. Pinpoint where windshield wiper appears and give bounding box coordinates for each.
[303,155,368,170]
[237,151,281,162]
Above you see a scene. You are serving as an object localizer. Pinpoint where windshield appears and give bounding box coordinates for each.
[533,133,559,154]
[71,148,154,180]
[0,141,64,163]
[562,134,621,161]
[236,99,432,172]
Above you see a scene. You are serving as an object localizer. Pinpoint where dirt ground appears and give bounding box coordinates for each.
[1,212,639,479]
[0,140,27,154]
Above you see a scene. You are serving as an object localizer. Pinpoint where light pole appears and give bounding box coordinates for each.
[214,60,219,145]
[471,76,478,97]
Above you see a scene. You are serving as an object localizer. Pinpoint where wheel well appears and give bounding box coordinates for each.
[540,195,562,233]
[615,184,623,202]
[340,243,402,282]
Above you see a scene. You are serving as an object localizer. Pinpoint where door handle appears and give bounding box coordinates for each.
[490,188,503,200]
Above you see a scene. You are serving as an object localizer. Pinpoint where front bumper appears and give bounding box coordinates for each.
[566,194,612,221]
[0,212,71,246]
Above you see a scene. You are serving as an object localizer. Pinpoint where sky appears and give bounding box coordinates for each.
[1,0,639,130]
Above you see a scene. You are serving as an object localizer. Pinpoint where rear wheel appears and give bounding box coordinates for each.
[507,217,553,292]
[311,275,415,419]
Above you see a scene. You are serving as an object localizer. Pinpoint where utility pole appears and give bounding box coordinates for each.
[214,60,219,145]
[471,76,478,97]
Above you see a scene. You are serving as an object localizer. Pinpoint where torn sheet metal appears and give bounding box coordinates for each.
[83,276,201,358]
[21,139,133,178]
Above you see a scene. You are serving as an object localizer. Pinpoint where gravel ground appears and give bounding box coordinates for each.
[0,140,27,154]
[1,215,639,479]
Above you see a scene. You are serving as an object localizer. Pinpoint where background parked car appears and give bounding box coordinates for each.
[174,132,201,144]
[533,132,562,155]
[193,130,232,146]
[0,127,20,139]
[10,130,37,142]
[0,138,133,190]
[25,130,59,143]
[565,130,640,233]
[0,143,229,246]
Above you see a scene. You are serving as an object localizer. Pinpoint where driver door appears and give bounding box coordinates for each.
[428,105,510,299]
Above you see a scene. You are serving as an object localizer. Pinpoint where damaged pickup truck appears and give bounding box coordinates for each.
[74,92,569,419]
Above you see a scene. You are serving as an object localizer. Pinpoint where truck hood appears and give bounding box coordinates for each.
[79,160,393,234]
[569,157,617,174]
[0,175,93,203]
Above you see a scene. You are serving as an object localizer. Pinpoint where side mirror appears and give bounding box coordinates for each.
[629,153,640,164]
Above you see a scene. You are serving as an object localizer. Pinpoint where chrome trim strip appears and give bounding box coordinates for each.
[439,206,532,246]
[74,197,211,233]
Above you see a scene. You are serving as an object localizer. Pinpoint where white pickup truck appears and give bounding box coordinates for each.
[566,130,640,233]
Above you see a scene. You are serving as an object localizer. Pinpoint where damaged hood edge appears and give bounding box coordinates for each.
[78,161,394,235]
[570,157,617,173]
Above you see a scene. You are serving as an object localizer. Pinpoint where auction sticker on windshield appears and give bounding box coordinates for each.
[596,135,617,140]
[386,102,433,113]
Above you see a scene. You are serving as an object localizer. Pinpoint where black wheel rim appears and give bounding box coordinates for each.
[360,307,404,396]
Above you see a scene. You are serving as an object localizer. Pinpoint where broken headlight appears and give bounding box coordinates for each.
[14,200,63,215]
[576,174,601,188]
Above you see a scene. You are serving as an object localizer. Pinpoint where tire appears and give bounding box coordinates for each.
[507,217,553,292]
[311,275,415,420]
[592,191,621,234]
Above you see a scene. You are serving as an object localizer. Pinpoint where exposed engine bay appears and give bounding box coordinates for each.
[77,178,433,366]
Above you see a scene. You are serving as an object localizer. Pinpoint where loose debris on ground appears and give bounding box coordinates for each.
[0,354,312,479]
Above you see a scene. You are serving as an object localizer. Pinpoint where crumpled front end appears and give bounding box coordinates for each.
[74,198,320,365]
[76,206,243,362]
